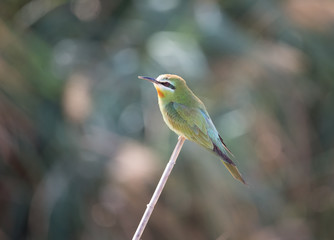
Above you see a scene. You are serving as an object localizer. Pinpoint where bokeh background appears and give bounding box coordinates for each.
[1,0,334,239]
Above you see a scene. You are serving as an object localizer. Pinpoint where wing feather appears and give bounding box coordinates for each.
[166,102,213,149]
[164,102,246,183]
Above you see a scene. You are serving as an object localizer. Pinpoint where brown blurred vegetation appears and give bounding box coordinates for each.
[1,0,334,239]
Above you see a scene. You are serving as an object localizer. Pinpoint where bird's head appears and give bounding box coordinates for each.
[138,74,187,100]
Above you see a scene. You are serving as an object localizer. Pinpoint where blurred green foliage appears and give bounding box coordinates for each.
[1,0,334,239]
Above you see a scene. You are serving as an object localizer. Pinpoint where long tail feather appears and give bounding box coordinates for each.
[222,162,246,184]
[212,142,246,184]
[213,143,235,165]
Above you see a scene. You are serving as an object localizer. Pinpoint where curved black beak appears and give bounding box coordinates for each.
[138,76,161,84]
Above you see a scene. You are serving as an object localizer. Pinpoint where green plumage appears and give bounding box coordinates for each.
[140,74,245,184]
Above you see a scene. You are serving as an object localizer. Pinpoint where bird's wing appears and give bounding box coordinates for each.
[172,103,246,184]
[200,109,245,184]
[200,109,234,156]
[171,102,213,149]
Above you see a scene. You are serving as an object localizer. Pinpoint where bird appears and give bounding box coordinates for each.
[139,74,245,184]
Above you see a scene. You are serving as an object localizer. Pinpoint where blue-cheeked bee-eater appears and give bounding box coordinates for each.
[139,74,245,184]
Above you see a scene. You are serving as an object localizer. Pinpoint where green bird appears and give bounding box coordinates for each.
[139,74,245,184]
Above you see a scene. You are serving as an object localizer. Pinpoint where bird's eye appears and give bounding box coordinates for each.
[161,81,175,90]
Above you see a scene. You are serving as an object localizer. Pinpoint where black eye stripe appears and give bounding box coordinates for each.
[160,81,175,90]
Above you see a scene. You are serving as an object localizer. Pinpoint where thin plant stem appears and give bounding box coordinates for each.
[132,136,186,240]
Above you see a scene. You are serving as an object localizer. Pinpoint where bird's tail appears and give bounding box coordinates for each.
[212,141,246,184]
[222,161,246,184]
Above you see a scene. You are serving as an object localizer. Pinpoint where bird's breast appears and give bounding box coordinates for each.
[159,102,187,136]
